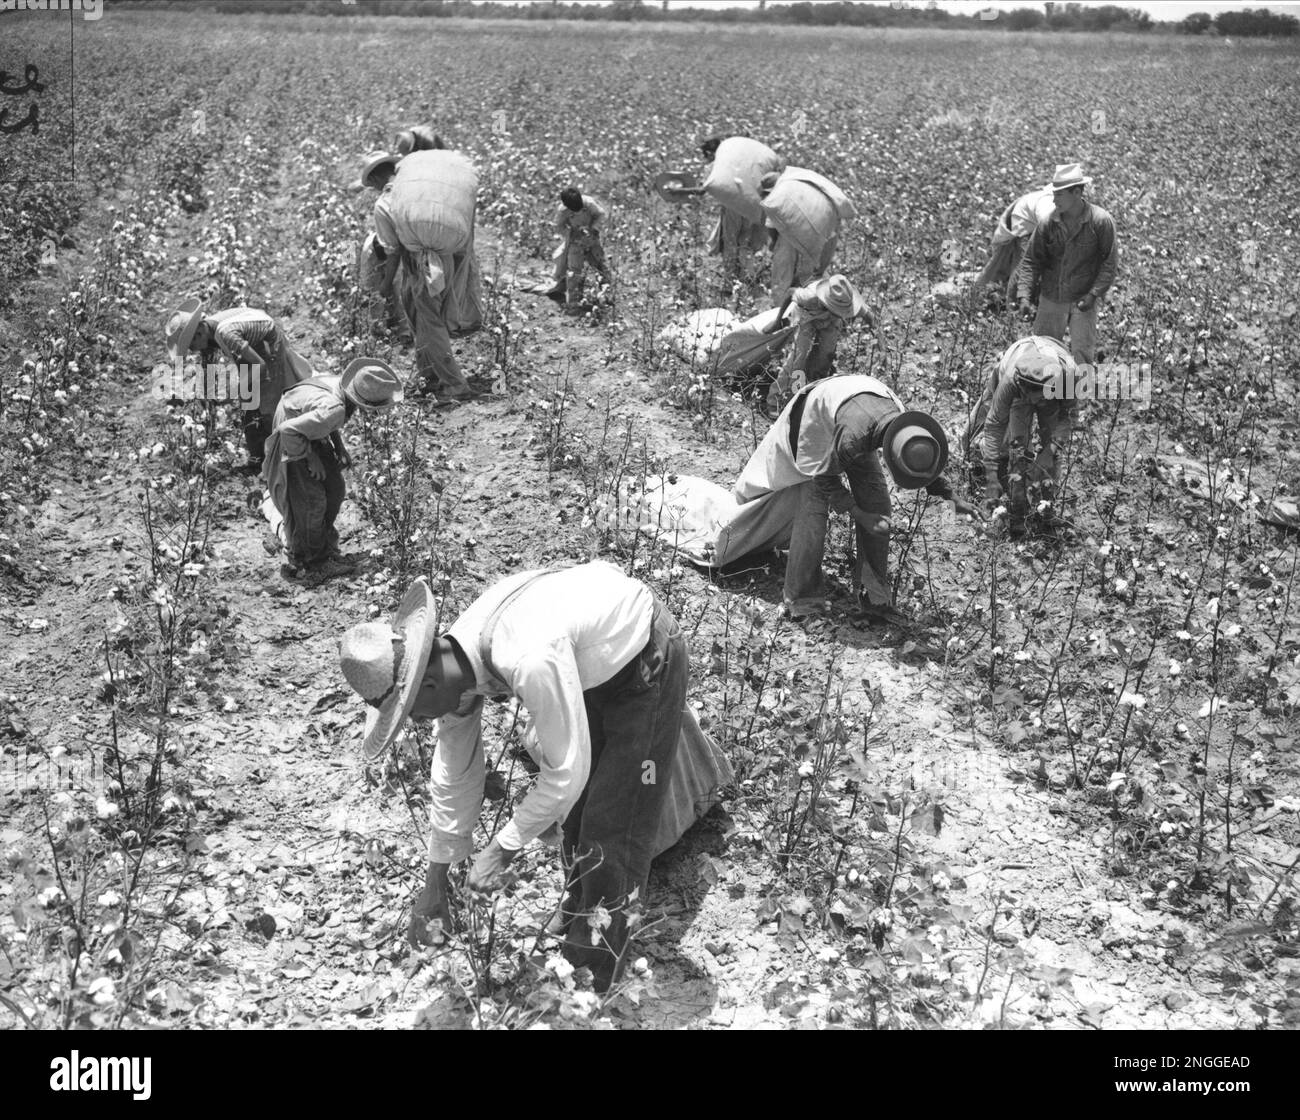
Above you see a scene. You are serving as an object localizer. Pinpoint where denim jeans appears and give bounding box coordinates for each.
[564,235,610,306]
[283,442,344,567]
[559,593,686,991]
[398,255,470,394]
[1033,297,1097,366]
[784,460,890,607]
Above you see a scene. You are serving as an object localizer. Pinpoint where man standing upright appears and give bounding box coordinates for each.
[1017,163,1119,368]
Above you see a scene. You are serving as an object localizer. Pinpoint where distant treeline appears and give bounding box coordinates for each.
[108,1,1300,38]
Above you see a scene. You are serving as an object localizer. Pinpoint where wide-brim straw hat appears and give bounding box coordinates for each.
[164,297,204,361]
[352,150,398,191]
[1044,162,1093,192]
[811,274,866,320]
[653,170,699,203]
[882,410,949,490]
[340,356,403,411]
[340,579,441,759]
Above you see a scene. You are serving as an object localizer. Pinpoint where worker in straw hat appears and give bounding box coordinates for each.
[718,375,974,621]
[764,273,871,417]
[975,336,1077,539]
[338,561,731,992]
[1016,162,1119,367]
[262,357,403,583]
[164,299,313,473]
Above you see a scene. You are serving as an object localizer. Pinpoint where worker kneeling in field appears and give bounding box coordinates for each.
[975,337,1076,539]
[724,376,973,621]
[552,186,612,314]
[764,273,870,417]
[262,358,402,583]
[165,299,313,473]
[338,561,730,992]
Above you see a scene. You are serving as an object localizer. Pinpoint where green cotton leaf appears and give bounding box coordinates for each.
[909,801,944,836]
[992,685,1025,711]
[830,892,876,930]
[1029,964,1074,987]
[900,936,934,964]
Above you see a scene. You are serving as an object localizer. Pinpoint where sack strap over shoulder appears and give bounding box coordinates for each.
[477,569,559,684]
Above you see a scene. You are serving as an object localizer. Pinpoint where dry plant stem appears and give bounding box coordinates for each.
[1196,545,1232,863]
[882,795,910,910]
[1255,850,1300,921]
[1223,716,1242,916]
[988,546,999,697]
[826,690,879,897]
[971,895,1000,1008]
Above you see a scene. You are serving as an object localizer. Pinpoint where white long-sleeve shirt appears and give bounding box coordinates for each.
[429,562,653,863]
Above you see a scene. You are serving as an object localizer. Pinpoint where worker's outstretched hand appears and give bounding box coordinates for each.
[467,837,517,896]
[409,867,453,948]
[950,495,977,519]
[1017,298,1034,318]
[305,453,325,481]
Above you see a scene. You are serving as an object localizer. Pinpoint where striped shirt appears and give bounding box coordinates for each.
[207,307,276,359]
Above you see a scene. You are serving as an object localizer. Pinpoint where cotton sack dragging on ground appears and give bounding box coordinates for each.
[612,473,806,580]
[604,474,740,563]
[658,308,739,366]
[713,304,797,379]
[516,697,734,858]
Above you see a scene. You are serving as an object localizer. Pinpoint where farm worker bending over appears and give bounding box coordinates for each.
[675,134,783,274]
[978,337,1077,539]
[262,358,402,583]
[339,562,730,991]
[351,151,410,343]
[165,300,313,474]
[1016,163,1119,367]
[759,169,848,307]
[973,187,1054,305]
[553,186,611,314]
[721,376,972,621]
[372,149,483,405]
[765,273,870,417]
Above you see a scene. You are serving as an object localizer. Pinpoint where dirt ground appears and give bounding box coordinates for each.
[2,13,1297,1035]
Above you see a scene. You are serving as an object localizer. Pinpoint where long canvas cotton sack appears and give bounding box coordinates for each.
[388,150,478,254]
[356,232,386,292]
[702,137,783,224]
[760,174,839,260]
[777,166,855,221]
